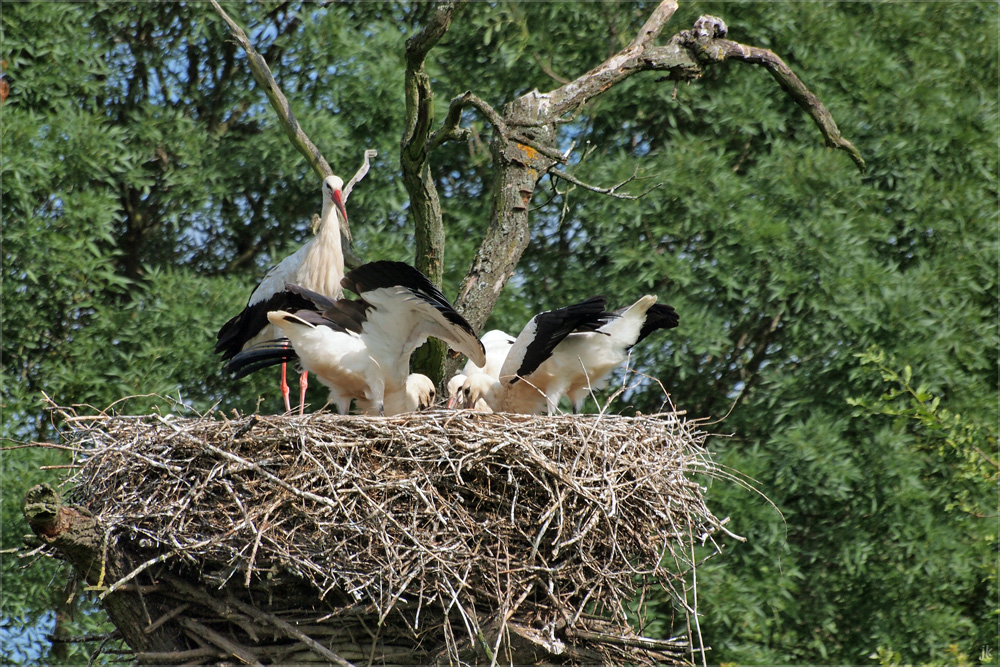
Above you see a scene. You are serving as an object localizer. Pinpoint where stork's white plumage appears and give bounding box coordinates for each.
[539,295,679,412]
[458,297,612,414]
[228,261,485,416]
[216,175,348,413]
[446,374,467,409]
[446,329,515,408]
[356,373,436,416]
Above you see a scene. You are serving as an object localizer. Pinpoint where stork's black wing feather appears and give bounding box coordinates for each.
[513,296,612,381]
[284,283,337,312]
[342,260,474,333]
[284,283,368,334]
[632,303,679,348]
[322,299,369,334]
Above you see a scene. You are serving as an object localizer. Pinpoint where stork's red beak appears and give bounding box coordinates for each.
[333,189,349,227]
[446,395,459,409]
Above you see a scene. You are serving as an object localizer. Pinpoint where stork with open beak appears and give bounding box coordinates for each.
[215,175,349,414]
[227,261,485,416]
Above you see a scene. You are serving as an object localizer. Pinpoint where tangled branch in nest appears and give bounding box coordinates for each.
[41,401,739,666]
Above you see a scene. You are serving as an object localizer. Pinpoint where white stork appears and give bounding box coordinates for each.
[227,261,485,416]
[446,329,516,408]
[537,295,679,413]
[215,175,348,413]
[457,297,613,414]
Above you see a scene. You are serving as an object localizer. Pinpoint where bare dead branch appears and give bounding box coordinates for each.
[712,39,866,172]
[208,0,332,181]
[544,3,694,120]
[549,168,663,200]
[405,2,463,65]
[625,0,679,50]
[343,149,378,202]
[223,595,356,667]
[508,133,571,164]
[428,91,508,152]
[209,1,366,266]
[179,617,263,667]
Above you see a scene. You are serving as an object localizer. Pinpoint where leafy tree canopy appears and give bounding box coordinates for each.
[2,2,996,664]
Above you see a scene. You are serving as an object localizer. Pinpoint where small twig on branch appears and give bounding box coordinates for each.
[208,0,332,181]
[532,52,571,84]
[549,168,661,200]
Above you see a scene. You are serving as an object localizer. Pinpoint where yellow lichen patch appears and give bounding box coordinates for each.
[516,142,539,163]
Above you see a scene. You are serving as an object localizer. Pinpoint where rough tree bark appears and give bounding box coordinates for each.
[400,1,462,385]
[21,484,188,658]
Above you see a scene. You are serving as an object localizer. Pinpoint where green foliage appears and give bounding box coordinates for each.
[2,1,996,664]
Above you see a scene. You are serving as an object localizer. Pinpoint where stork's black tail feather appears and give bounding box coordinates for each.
[215,289,319,360]
[227,340,298,380]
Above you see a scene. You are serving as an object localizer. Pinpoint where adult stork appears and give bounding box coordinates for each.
[227,261,485,416]
[446,329,516,409]
[457,296,613,414]
[539,295,679,413]
[215,175,348,413]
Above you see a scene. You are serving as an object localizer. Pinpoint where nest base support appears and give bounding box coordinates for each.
[22,484,189,659]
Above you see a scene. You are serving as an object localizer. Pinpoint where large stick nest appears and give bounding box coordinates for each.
[55,404,734,665]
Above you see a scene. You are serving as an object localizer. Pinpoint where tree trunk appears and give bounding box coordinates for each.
[21,484,188,659]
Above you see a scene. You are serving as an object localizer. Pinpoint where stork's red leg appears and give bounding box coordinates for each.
[298,371,309,416]
[280,362,291,413]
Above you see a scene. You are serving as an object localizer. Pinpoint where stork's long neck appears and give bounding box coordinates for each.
[301,197,345,298]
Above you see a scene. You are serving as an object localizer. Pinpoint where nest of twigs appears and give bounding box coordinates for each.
[53,403,735,666]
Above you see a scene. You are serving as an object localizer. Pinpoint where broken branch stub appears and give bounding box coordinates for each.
[22,484,189,658]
